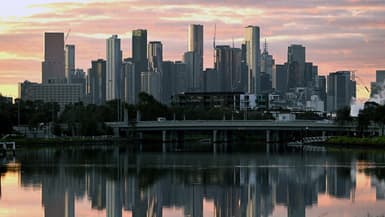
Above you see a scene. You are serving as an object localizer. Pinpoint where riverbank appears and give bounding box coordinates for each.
[326,136,385,149]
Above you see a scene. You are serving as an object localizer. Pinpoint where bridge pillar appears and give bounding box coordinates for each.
[162,131,167,153]
[266,130,271,143]
[322,131,326,140]
[213,130,218,153]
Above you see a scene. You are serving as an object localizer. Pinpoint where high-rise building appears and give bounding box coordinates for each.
[318,75,327,110]
[215,46,242,92]
[183,51,195,91]
[132,29,148,99]
[376,70,385,84]
[122,60,136,104]
[287,44,305,88]
[148,41,163,73]
[188,24,204,91]
[162,61,175,104]
[42,32,65,83]
[88,59,106,105]
[273,64,288,93]
[260,40,275,92]
[65,45,75,82]
[141,71,161,101]
[370,70,385,97]
[106,35,122,101]
[327,71,356,112]
[174,61,188,94]
[244,26,261,94]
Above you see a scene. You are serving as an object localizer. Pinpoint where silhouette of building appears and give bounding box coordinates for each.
[287,44,305,89]
[65,44,75,82]
[327,71,356,112]
[187,24,204,92]
[87,59,106,105]
[132,29,148,102]
[215,45,242,92]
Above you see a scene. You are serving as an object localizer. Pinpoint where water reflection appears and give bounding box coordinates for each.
[1,147,385,217]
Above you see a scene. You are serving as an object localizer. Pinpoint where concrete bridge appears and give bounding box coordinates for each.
[106,120,378,152]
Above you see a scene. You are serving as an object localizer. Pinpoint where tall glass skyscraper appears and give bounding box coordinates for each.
[244,26,261,94]
[42,32,65,83]
[188,24,203,91]
[106,35,122,101]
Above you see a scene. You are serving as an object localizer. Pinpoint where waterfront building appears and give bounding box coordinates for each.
[18,81,84,109]
[244,26,261,94]
[65,44,75,82]
[42,32,65,83]
[106,35,122,101]
[172,92,243,110]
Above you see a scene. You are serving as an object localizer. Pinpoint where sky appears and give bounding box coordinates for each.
[0,0,385,99]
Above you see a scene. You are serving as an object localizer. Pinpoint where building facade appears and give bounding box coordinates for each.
[65,44,75,82]
[244,26,261,94]
[106,35,122,101]
[327,71,356,112]
[42,32,65,83]
[287,44,305,89]
[187,24,204,91]
[87,59,106,105]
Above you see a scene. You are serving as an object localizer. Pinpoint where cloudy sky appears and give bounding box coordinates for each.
[0,0,385,99]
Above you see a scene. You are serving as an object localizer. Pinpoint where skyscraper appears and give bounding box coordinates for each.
[132,29,148,99]
[148,41,163,73]
[65,45,75,82]
[188,24,204,91]
[215,45,242,92]
[42,32,65,83]
[122,60,136,104]
[287,44,305,88]
[88,59,106,105]
[327,71,356,112]
[273,64,288,93]
[260,40,275,92]
[244,26,261,94]
[106,35,122,101]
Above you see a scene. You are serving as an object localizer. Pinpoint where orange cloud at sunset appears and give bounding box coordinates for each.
[0,0,385,99]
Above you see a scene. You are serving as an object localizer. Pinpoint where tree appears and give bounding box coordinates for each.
[336,106,352,125]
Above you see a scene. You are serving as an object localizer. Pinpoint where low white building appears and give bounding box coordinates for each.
[240,94,257,110]
[306,95,325,112]
[18,81,85,109]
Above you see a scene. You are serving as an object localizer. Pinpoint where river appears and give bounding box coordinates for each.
[1,145,385,217]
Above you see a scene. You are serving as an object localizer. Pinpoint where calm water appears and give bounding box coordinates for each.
[1,146,385,217]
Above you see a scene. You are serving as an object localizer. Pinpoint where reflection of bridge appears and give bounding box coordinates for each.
[106,120,377,151]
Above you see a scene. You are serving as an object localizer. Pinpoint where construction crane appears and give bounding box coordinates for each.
[65,28,71,44]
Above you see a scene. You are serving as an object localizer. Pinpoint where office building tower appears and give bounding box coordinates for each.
[244,26,261,94]
[141,71,161,102]
[327,71,356,112]
[273,64,288,93]
[318,75,327,110]
[162,61,175,104]
[132,29,148,99]
[122,60,136,104]
[240,43,249,92]
[304,62,318,87]
[204,68,219,92]
[188,24,204,91]
[174,61,188,94]
[88,59,106,105]
[287,44,305,88]
[371,70,385,96]
[148,41,163,73]
[106,35,122,101]
[42,32,65,83]
[215,45,242,92]
[184,51,195,91]
[260,40,275,78]
[65,45,75,82]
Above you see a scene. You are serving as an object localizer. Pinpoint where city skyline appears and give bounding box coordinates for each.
[1,0,385,99]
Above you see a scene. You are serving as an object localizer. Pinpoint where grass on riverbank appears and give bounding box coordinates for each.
[327,136,385,148]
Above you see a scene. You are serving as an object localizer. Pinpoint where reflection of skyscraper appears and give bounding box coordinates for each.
[106,179,122,217]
